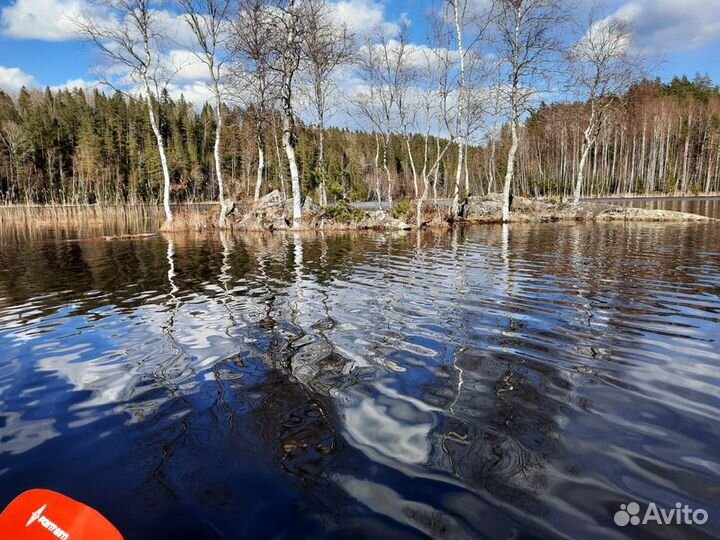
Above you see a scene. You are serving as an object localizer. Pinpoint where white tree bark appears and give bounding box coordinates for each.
[488,138,496,192]
[143,77,173,225]
[417,131,429,226]
[284,128,302,228]
[374,133,382,207]
[453,142,463,218]
[451,0,466,219]
[273,125,286,199]
[502,113,518,223]
[254,135,265,201]
[213,93,227,227]
[382,135,393,205]
[281,0,302,229]
[501,5,521,224]
[406,136,419,199]
[433,137,440,201]
[318,123,327,206]
[574,124,595,203]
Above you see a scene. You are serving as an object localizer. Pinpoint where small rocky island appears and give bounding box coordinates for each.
[168,191,713,232]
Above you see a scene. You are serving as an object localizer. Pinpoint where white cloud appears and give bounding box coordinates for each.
[333,0,384,33]
[166,81,214,106]
[153,9,199,49]
[50,78,99,91]
[332,0,399,36]
[577,16,631,58]
[0,0,89,41]
[613,0,720,54]
[168,49,212,82]
[0,1,195,44]
[404,42,460,70]
[0,65,35,93]
[0,66,99,95]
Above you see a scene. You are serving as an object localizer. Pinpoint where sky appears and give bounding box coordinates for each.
[0,0,719,100]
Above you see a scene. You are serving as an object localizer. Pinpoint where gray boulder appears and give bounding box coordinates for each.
[258,190,284,208]
[284,196,321,214]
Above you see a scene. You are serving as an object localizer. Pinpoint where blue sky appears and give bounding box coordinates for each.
[1,0,720,96]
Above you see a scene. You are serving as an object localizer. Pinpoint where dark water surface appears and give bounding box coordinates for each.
[1,213,719,539]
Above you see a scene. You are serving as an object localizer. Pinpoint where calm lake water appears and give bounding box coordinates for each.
[1,203,719,539]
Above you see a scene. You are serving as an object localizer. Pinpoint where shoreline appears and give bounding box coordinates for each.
[164,193,715,233]
[2,192,720,210]
[0,194,715,236]
[580,194,720,203]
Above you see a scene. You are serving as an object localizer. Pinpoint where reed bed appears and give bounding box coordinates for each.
[0,204,167,241]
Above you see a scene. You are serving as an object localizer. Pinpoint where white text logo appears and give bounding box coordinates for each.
[26,504,71,540]
[614,501,709,527]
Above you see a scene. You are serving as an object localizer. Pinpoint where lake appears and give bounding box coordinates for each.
[1,202,719,539]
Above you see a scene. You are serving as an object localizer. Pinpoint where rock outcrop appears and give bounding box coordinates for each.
[358,210,412,230]
[462,195,712,224]
[233,190,290,231]
[167,193,712,233]
[229,191,412,231]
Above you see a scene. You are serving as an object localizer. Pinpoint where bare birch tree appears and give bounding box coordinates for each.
[272,0,304,228]
[492,0,567,222]
[415,48,454,225]
[354,24,414,204]
[354,32,395,205]
[302,0,354,206]
[446,0,467,219]
[231,0,278,202]
[179,0,233,226]
[392,25,421,201]
[569,11,641,202]
[76,0,177,225]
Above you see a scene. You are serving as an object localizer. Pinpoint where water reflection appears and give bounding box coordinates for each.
[0,222,719,539]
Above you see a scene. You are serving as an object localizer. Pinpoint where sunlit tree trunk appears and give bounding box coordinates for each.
[254,132,265,201]
[450,0,465,219]
[281,0,302,229]
[143,79,173,225]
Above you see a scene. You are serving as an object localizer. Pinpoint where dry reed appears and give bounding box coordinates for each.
[0,204,165,240]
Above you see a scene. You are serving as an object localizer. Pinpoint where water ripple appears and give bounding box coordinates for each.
[0,223,719,539]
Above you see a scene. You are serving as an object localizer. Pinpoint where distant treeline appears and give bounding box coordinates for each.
[0,74,718,205]
[518,75,720,197]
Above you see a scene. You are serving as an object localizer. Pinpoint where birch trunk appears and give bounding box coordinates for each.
[488,138,496,192]
[433,136,440,201]
[143,78,173,225]
[574,121,596,203]
[254,134,265,201]
[451,0,465,219]
[273,125,286,199]
[318,126,327,206]
[502,115,518,223]
[374,133,381,207]
[417,131,429,226]
[406,136,419,199]
[453,142,463,218]
[383,136,393,205]
[283,118,302,229]
[282,0,302,229]
[214,93,227,227]
[464,139,470,195]
[501,5,520,223]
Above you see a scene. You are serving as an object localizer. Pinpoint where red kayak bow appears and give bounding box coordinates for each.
[0,489,123,540]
